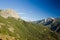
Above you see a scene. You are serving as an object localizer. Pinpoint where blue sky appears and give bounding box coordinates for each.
[0,0,60,21]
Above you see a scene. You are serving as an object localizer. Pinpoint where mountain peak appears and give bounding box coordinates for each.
[0,9,20,19]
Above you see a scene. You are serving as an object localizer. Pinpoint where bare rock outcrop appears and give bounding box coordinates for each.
[0,9,20,19]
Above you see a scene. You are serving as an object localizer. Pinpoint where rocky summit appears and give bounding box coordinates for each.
[0,9,19,19]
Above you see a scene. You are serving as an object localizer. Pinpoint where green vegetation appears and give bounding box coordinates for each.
[0,16,60,40]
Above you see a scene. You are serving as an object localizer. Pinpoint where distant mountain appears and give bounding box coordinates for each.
[0,9,60,40]
[34,18,60,25]
[34,18,60,33]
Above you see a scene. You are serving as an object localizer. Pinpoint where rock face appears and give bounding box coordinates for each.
[43,18,55,25]
[0,9,19,19]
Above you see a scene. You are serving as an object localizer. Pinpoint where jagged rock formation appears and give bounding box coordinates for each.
[0,9,19,19]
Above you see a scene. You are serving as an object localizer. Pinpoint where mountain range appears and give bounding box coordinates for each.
[0,9,60,40]
[34,18,60,25]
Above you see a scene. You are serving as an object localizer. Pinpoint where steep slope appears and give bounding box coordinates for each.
[0,9,60,40]
[0,16,60,40]
[0,16,48,40]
